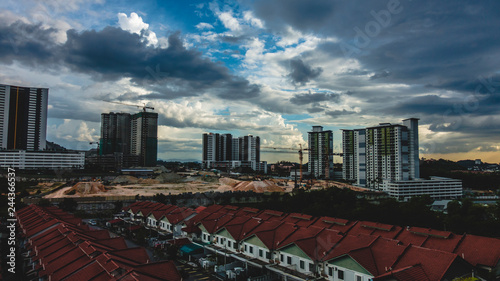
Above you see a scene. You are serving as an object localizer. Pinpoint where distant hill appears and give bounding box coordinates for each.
[420,158,466,178]
[46,141,67,151]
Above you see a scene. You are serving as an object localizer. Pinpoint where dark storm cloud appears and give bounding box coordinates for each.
[0,21,58,66]
[326,109,357,118]
[287,58,323,86]
[289,92,341,105]
[252,0,336,33]
[0,22,260,100]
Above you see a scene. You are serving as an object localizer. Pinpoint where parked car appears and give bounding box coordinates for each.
[88,219,97,225]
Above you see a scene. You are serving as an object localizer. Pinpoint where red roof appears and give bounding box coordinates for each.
[195,206,207,213]
[281,228,344,261]
[392,246,459,281]
[108,218,124,224]
[323,234,378,261]
[347,221,402,239]
[374,265,430,281]
[453,234,500,267]
[347,237,407,276]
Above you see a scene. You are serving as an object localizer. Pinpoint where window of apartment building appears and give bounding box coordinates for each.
[338,270,344,280]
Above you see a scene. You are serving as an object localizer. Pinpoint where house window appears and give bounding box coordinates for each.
[265,251,271,259]
[287,256,292,265]
[245,245,247,251]
[356,276,362,281]
[259,249,263,257]
[228,241,232,248]
[280,254,284,262]
[309,263,314,272]
[300,260,305,269]
[328,267,333,276]
[233,243,237,250]
[338,270,344,280]
[249,246,254,254]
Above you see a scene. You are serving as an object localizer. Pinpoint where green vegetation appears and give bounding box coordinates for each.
[238,187,500,238]
[420,158,500,190]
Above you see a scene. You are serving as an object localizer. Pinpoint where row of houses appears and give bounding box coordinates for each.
[125,201,500,281]
[15,204,182,281]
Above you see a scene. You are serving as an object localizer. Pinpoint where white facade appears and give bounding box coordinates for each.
[324,264,373,281]
[381,176,463,201]
[308,126,333,178]
[342,118,419,188]
[0,150,85,169]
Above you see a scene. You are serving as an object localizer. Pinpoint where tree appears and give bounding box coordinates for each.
[59,198,77,212]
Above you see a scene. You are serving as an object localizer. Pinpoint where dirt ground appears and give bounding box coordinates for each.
[45,180,221,198]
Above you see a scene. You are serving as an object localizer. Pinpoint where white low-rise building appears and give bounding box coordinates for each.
[0,150,85,169]
[381,176,463,201]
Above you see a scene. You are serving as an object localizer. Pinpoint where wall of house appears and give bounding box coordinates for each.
[326,257,373,281]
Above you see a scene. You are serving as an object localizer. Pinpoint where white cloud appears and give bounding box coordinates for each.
[218,11,242,32]
[243,11,264,29]
[195,22,214,30]
[118,12,158,46]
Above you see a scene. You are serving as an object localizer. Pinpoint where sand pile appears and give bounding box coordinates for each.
[155,172,183,183]
[64,182,111,195]
[112,175,140,184]
[139,178,160,184]
[218,178,284,193]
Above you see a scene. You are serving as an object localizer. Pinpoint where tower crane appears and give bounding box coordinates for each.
[261,145,309,181]
[262,145,343,181]
[89,141,100,153]
[101,100,154,112]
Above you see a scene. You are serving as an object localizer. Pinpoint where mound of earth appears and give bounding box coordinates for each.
[112,175,140,184]
[139,178,160,184]
[155,172,183,183]
[64,182,111,195]
[218,178,284,193]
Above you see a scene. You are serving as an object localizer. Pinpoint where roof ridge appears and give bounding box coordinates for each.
[390,243,412,269]
[451,233,467,253]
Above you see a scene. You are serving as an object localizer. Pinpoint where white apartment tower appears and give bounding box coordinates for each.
[308,126,333,178]
[342,118,419,188]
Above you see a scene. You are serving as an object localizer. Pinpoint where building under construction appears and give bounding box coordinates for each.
[308,126,333,179]
[97,108,158,168]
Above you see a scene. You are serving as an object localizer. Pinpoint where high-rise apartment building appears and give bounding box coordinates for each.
[202,133,232,167]
[202,133,265,172]
[308,126,333,178]
[0,84,48,151]
[100,111,158,167]
[100,112,131,155]
[131,112,158,167]
[342,118,420,188]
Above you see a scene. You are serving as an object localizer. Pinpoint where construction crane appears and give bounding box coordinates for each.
[102,100,154,112]
[89,141,100,154]
[262,145,343,181]
[261,145,309,181]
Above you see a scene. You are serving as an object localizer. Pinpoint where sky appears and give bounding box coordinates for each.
[1,0,499,163]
